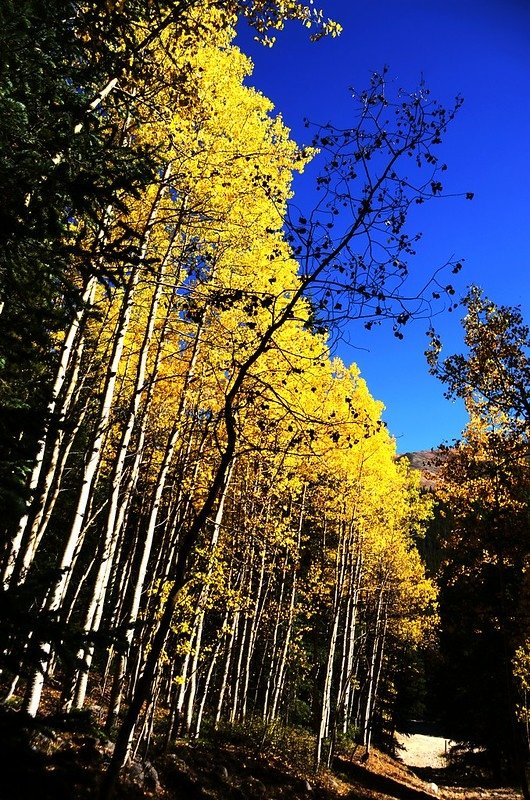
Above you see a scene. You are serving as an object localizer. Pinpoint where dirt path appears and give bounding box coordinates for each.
[394,730,523,800]
[395,731,451,769]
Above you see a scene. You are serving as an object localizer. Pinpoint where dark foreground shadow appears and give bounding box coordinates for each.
[335,756,439,800]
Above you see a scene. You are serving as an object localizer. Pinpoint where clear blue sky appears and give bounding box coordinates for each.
[236,0,530,454]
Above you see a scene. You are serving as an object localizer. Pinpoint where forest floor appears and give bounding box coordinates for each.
[0,705,524,800]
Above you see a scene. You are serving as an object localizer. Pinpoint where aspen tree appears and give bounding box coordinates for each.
[6,0,312,717]
[295,362,435,764]
[1,2,463,793]
[427,289,530,793]
[22,156,176,717]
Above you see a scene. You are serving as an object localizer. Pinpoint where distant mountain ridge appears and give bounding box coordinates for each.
[401,449,448,490]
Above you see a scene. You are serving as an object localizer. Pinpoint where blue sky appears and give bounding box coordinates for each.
[236,0,530,454]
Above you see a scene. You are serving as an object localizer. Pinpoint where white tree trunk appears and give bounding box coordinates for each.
[66,166,174,710]
[22,254,141,716]
[269,491,304,720]
[2,276,98,589]
[362,582,388,753]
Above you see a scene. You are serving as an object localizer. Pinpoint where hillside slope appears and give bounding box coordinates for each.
[0,707,522,800]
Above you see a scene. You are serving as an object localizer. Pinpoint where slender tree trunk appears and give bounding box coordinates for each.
[229,609,250,725]
[193,608,231,738]
[22,250,143,717]
[340,548,363,734]
[315,516,349,767]
[361,584,388,754]
[182,462,234,734]
[269,494,304,720]
[2,186,122,589]
[99,249,338,796]
[2,276,99,589]
[262,553,287,722]
[315,602,341,767]
[215,606,240,729]
[65,166,174,711]
[106,315,206,723]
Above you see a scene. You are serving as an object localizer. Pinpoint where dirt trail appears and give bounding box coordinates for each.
[395,730,451,769]
[394,729,523,800]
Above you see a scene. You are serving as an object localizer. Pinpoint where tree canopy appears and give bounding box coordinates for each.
[0,2,471,798]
